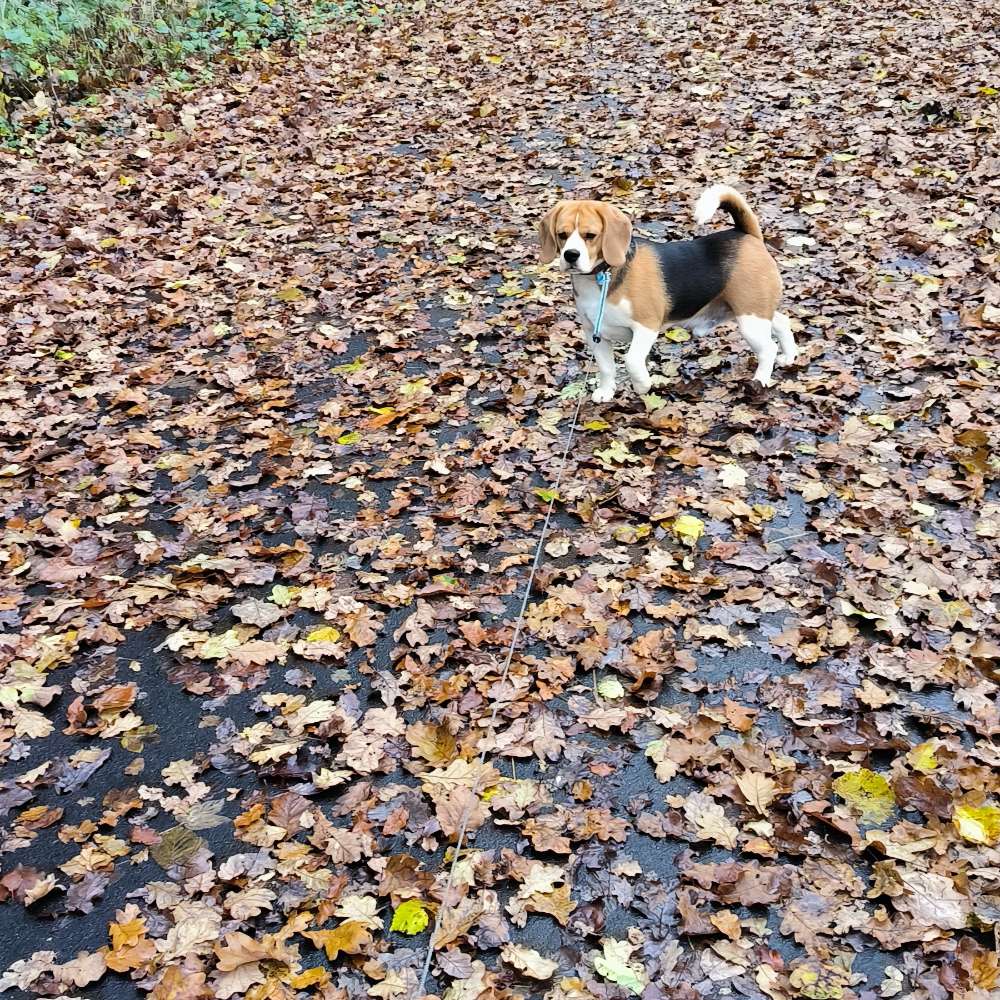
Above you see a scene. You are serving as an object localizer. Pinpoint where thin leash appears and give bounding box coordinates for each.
[415,270,611,995]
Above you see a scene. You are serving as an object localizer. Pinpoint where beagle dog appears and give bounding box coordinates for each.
[538,185,797,402]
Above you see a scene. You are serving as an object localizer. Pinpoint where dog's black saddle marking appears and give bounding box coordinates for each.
[646,229,743,321]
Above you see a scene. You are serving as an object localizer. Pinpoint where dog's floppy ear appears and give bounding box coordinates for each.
[538,203,563,263]
[598,203,633,267]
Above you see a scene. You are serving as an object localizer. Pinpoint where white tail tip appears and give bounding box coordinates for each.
[694,184,735,226]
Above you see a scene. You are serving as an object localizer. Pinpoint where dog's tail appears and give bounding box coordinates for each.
[693,185,762,240]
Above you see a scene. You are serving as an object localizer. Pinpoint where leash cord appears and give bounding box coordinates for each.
[415,270,610,995]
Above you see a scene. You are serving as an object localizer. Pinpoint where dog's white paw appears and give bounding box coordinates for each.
[775,350,798,367]
[592,385,616,404]
[631,378,652,396]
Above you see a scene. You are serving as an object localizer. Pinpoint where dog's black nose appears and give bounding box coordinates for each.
[563,248,580,264]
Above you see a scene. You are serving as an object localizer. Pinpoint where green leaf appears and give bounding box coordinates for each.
[331,358,365,374]
[594,440,639,466]
[270,585,295,607]
[534,487,560,503]
[151,826,206,868]
[593,939,647,996]
[832,768,895,824]
[337,431,359,445]
[390,899,430,934]
[559,380,586,399]
[199,628,240,659]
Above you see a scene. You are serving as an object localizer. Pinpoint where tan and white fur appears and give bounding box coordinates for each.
[538,185,797,402]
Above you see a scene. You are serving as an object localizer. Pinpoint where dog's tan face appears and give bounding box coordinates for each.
[538,200,633,274]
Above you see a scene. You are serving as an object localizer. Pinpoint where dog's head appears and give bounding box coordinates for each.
[538,200,633,274]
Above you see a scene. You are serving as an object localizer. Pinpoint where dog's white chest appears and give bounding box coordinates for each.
[572,278,633,341]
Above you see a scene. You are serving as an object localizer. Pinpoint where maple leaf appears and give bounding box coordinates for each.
[390,899,431,934]
[832,769,896,824]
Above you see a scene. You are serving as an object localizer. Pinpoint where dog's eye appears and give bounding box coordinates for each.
[583,233,597,241]
[557,232,569,240]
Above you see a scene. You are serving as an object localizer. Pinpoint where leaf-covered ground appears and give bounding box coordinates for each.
[2,0,999,997]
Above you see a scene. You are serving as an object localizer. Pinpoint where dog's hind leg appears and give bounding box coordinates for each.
[772,311,798,366]
[737,314,779,387]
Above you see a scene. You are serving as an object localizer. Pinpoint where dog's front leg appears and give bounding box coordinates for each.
[585,323,617,403]
[625,324,657,396]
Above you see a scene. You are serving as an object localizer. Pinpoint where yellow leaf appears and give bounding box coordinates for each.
[306,626,342,643]
[597,677,625,700]
[337,431,360,445]
[583,419,610,431]
[303,920,372,960]
[109,909,146,951]
[289,968,329,988]
[832,769,895,824]
[866,414,895,430]
[389,899,430,935]
[672,514,704,544]
[275,285,305,302]
[907,740,939,774]
[664,327,690,342]
[331,358,365,374]
[953,804,1000,846]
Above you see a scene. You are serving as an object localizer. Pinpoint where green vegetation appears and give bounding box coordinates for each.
[0,0,381,133]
